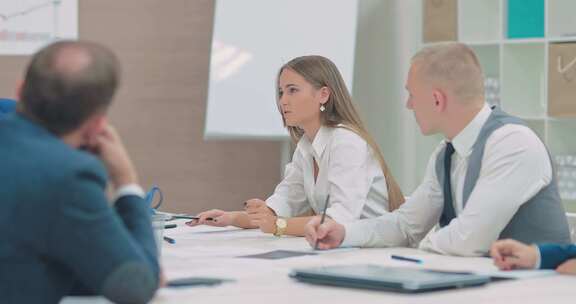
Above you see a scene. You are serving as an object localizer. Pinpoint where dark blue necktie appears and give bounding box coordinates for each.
[439,142,456,227]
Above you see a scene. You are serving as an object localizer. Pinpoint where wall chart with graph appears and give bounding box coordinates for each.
[0,0,77,55]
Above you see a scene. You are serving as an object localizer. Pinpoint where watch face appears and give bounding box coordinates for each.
[276,218,287,229]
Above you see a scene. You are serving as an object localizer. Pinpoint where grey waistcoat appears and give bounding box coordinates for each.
[435,107,571,244]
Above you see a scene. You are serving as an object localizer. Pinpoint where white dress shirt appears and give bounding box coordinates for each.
[341,104,553,256]
[266,125,389,224]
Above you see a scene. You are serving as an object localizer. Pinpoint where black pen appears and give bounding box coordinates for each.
[163,236,176,244]
[391,254,422,264]
[164,224,177,229]
[172,215,214,221]
[314,195,330,250]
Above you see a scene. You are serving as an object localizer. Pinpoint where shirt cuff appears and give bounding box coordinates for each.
[266,197,292,218]
[115,184,145,201]
[340,221,366,247]
[534,245,542,269]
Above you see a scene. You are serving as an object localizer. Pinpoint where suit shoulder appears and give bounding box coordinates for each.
[24,135,108,184]
[57,149,107,181]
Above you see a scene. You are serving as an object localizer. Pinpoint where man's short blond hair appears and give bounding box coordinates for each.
[411,42,485,104]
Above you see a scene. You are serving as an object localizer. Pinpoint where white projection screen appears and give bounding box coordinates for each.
[204,0,358,139]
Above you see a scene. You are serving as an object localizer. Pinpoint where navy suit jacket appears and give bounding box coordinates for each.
[0,114,159,304]
[539,243,576,269]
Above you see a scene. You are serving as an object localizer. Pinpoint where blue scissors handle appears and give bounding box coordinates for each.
[146,186,163,210]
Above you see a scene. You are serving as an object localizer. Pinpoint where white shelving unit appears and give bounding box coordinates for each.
[422,0,576,212]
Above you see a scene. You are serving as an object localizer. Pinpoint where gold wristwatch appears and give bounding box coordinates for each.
[274,217,287,237]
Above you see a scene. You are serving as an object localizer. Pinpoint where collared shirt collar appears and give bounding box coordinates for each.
[311,125,332,159]
[449,103,491,157]
[300,125,335,160]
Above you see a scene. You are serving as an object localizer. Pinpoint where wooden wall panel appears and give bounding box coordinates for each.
[0,0,282,214]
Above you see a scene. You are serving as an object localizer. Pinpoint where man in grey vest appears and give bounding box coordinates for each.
[304,42,571,256]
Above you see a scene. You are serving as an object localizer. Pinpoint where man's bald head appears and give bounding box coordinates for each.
[411,42,485,105]
[52,43,94,76]
[20,40,120,135]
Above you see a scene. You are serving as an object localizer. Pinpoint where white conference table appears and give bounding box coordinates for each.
[63,220,575,304]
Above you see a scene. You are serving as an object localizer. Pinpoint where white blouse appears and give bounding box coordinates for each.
[266,125,390,224]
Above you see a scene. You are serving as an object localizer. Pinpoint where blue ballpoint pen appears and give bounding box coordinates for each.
[163,236,176,244]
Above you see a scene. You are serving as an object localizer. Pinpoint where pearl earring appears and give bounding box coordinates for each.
[320,105,326,112]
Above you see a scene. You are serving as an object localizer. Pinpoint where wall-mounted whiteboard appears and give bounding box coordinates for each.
[204,0,358,139]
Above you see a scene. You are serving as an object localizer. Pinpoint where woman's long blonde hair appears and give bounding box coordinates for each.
[276,55,405,211]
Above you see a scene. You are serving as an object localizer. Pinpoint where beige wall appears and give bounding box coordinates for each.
[0,0,282,214]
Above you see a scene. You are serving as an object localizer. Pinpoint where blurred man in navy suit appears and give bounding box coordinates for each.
[0,41,159,303]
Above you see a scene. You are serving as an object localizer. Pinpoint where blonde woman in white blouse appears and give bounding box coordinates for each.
[187,55,404,236]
